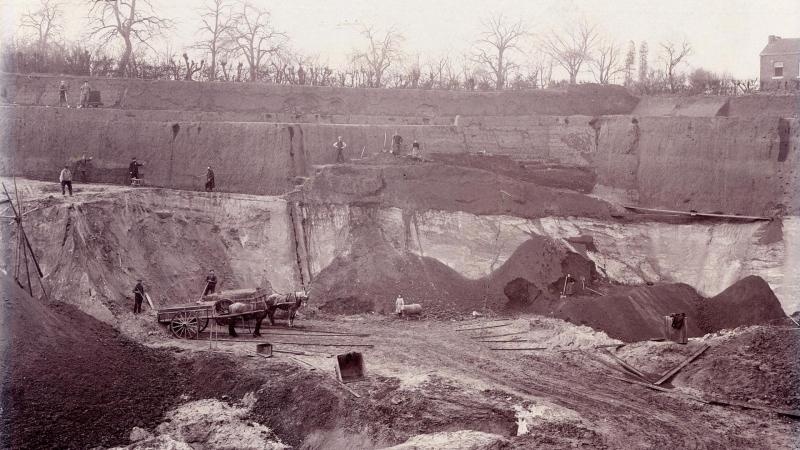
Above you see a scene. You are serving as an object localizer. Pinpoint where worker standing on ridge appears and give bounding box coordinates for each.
[59,165,73,196]
[133,279,145,314]
[205,166,215,192]
[204,270,218,295]
[333,136,347,163]
[58,80,68,107]
[79,80,91,108]
[391,130,403,155]
[411,139,421,158]
[129,157,143,183]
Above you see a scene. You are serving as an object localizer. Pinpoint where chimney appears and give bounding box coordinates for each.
[769,35,781,44]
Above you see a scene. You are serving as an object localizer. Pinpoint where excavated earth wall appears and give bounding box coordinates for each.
[2,106,797,216]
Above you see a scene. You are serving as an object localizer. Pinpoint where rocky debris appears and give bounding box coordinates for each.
[115,398,286,450]
[503,278,544,309]
[382,430,510,450]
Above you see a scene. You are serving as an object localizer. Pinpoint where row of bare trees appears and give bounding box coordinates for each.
[5,0,759,94]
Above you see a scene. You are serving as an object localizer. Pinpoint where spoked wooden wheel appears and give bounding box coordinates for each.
[170,312,200,339]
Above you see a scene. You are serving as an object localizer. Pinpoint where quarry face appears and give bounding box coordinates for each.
[1,75,799,449]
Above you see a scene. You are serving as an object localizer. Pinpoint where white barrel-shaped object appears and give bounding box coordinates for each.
[402,304,423,315]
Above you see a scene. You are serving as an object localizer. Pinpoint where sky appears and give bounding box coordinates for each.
[2,0,799,80]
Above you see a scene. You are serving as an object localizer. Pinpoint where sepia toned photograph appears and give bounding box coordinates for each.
[0,0,798,448]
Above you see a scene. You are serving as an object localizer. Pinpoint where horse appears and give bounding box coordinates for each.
[223,291,308,338]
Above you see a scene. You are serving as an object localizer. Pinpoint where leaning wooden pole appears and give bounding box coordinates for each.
[2,182,50,301]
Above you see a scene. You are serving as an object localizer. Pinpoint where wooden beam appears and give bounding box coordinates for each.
[705,397,800,419]
[623,205,771,221]
[472,330,527,339]
[489,347,547,351]
[604,349,653,383]
[654,344,710,385]
[608,375,674,393]
[455,322,514,332]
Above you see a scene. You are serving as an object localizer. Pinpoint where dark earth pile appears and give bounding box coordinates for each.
[0,275,261,449]
[677,326,800,410]
[695,275,788,332]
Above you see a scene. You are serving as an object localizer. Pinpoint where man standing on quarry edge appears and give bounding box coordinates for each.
[59,165,73,196]
[133,279,145,314]
[204,270,218,295]
[129,157,143,182]
[333,136,347,163]
[205,166,215,192]
[79,81,91,108]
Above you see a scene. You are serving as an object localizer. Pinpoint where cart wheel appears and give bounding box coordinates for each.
[198,316,210,332]
[170,312,200,339]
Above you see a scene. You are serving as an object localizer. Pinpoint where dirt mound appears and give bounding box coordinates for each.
[0,274,274,449]
[305,161,615,220]
[311,227,588,315]
[680,327,800,409]
[310,223,478,314]
[696,276,787,332]
[550,283,705,342]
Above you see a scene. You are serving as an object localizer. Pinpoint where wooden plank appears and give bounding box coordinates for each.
[654,344,710,385]
[268,341,374,348]
[604,349,653,383]
[705,398,800,419]
[623,205,770,221]
[455,322,514,332]
[489,347,547,351]
[608,375,674,393]
[472,331,527,339]
[144,293,155,310]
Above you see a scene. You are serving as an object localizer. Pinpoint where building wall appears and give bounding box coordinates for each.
[760,53,800,90]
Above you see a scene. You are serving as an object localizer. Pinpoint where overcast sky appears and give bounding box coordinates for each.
[2,0,799,79]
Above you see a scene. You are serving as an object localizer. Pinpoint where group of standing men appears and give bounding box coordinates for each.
[332,131,422,163]
[58,80,92,109]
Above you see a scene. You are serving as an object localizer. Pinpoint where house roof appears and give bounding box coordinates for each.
[761,38,800,56]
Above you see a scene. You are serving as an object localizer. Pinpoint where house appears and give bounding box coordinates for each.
[760,35,800,90]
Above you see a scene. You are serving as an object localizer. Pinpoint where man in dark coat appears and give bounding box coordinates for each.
[133,279,145,314]
[205,167,215,192]
[204,270,217,295]
[129,157,143,181]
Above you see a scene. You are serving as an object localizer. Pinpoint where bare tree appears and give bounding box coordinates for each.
[541,20,598,84]
[194,0,234,81]
[352,24,404,88]
[20,0,63,54]
[528,51,554,89]
[660,40,692,93]
[87,0,172,77]
[623,41,636,86]
[591,40,624,84]
[182,53,205,80]
[473,14,526,90]
[227,1,284,82]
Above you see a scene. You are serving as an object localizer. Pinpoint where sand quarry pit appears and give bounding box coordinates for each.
[1,81,799,448]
